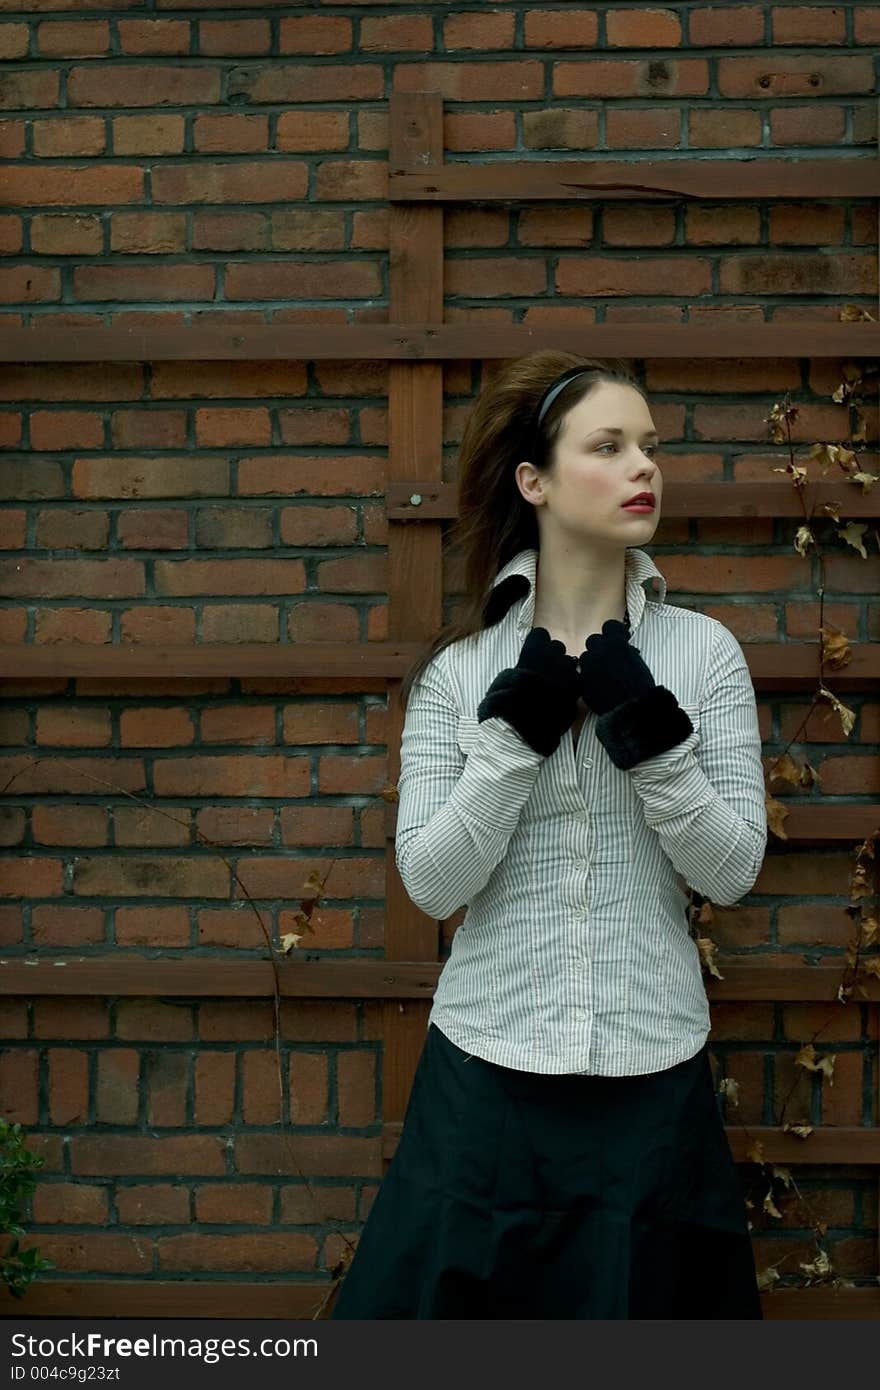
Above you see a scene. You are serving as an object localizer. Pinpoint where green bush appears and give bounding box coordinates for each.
[0,1119,55,1298]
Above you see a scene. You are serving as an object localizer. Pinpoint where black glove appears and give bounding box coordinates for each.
[477,626,580,757]
[577,619,693,770]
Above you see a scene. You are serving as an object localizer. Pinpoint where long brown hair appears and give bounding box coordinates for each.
[397,350,649,714]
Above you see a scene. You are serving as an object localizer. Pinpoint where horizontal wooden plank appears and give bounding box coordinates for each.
[726,1127,880,1165]
[0,957,877,1003]
[382,1121,880,1166]
[760,1287,880,1320]
[0,1279,333,1321]
[1,322,878,363]
[390,157,880,202]
[0,957,438,998]
[0,641,413,680]
[705,956,880,1000]
[388,479,880,521]
[3,1279,877,1320]
[0,641,877,687]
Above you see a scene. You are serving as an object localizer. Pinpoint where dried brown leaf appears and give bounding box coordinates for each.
[697,935,724,980]
[837,520,868,559]
[766,793,789,840]
[763,1188,783,1219]
[782,1121,814,1139]
[795,1042,836,1083]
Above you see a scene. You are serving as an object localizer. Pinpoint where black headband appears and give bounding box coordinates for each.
[529,367,592,459]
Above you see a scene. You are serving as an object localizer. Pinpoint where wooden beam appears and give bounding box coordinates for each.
[387,479,880,522]
[3,1279,877,1321]
[0,641,877,686]
[0,957,439,998]
[380,90,445,1133]
[389,157,880,202]
[0,640,415,679]
[1,958,877,1002]
[2,322,879,362]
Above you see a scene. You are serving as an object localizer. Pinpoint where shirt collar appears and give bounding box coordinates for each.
[486,546,667,638]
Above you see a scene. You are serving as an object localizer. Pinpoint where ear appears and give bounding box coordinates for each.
[511,464,544,508]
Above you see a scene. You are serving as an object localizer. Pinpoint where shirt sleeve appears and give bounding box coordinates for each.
[626,621,768,906]
[394,652,545,920]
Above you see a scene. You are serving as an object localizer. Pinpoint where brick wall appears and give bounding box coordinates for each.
[1,3,878,1300]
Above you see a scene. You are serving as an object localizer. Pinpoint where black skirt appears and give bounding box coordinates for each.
[330,1022,762,1320]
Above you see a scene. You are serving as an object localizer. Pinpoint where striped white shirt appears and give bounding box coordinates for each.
[395,545,768,1076]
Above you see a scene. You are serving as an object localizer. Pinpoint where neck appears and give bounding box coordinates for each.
[531,543,628,643]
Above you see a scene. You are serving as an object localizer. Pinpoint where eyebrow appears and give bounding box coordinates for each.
[587,427,659,439]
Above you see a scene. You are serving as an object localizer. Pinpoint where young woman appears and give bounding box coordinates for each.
[330,352,768,1320]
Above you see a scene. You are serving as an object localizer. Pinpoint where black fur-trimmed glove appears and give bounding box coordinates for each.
[577,619,693,771]
[477,627,580,757]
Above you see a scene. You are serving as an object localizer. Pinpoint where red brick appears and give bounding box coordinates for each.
[32,118,104,158]
[289,1052,329,1125]
[235,1134,381,1179]
[241,1050,282,1124]
[717,55,871,99]
[71,1135,225,1176]
[115,1001,194,1042]
[279,16,352,54]
[32,811,107,850]
[279,1184,355,1224]
[337,1050,376,1127]
[32,1182,108,1225]
[195,407,271,447]
[36,22,109,59]
[96,1050,139,1124]
[115,1184,189,1225]
[116,20,189,58]
[157,1232,317,1272]
[24,1233,151,1273]
[145,1050,188,1127]
[0,23,27,60]
[606,9,683,46]
[194,1052,236,1126]
[67,65,219,107]
[33,1000,108,1045]
[193,114,270,154]
[194,1183,273,1225]
[198,20,272,58]
[0,1049,38,1124]
[9,166,142,204]
[112,114,185,155]
[109,212,184,254]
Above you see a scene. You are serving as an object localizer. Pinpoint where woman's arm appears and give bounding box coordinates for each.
[624,621,768,906]
[394,657,544,920]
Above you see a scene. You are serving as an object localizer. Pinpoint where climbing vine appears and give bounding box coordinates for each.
[694,307,880,1293]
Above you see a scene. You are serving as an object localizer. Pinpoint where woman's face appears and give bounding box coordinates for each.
[517,380,662,545]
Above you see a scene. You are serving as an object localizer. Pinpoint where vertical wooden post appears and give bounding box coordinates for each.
[381,92,446,1156]
[867,95,873,1289]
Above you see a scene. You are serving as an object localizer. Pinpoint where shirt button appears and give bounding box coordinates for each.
[583,759,593,768]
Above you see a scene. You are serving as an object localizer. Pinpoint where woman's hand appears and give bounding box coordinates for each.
[576,618,656,715]
[477,626,582,757]
[576,619,694,769]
